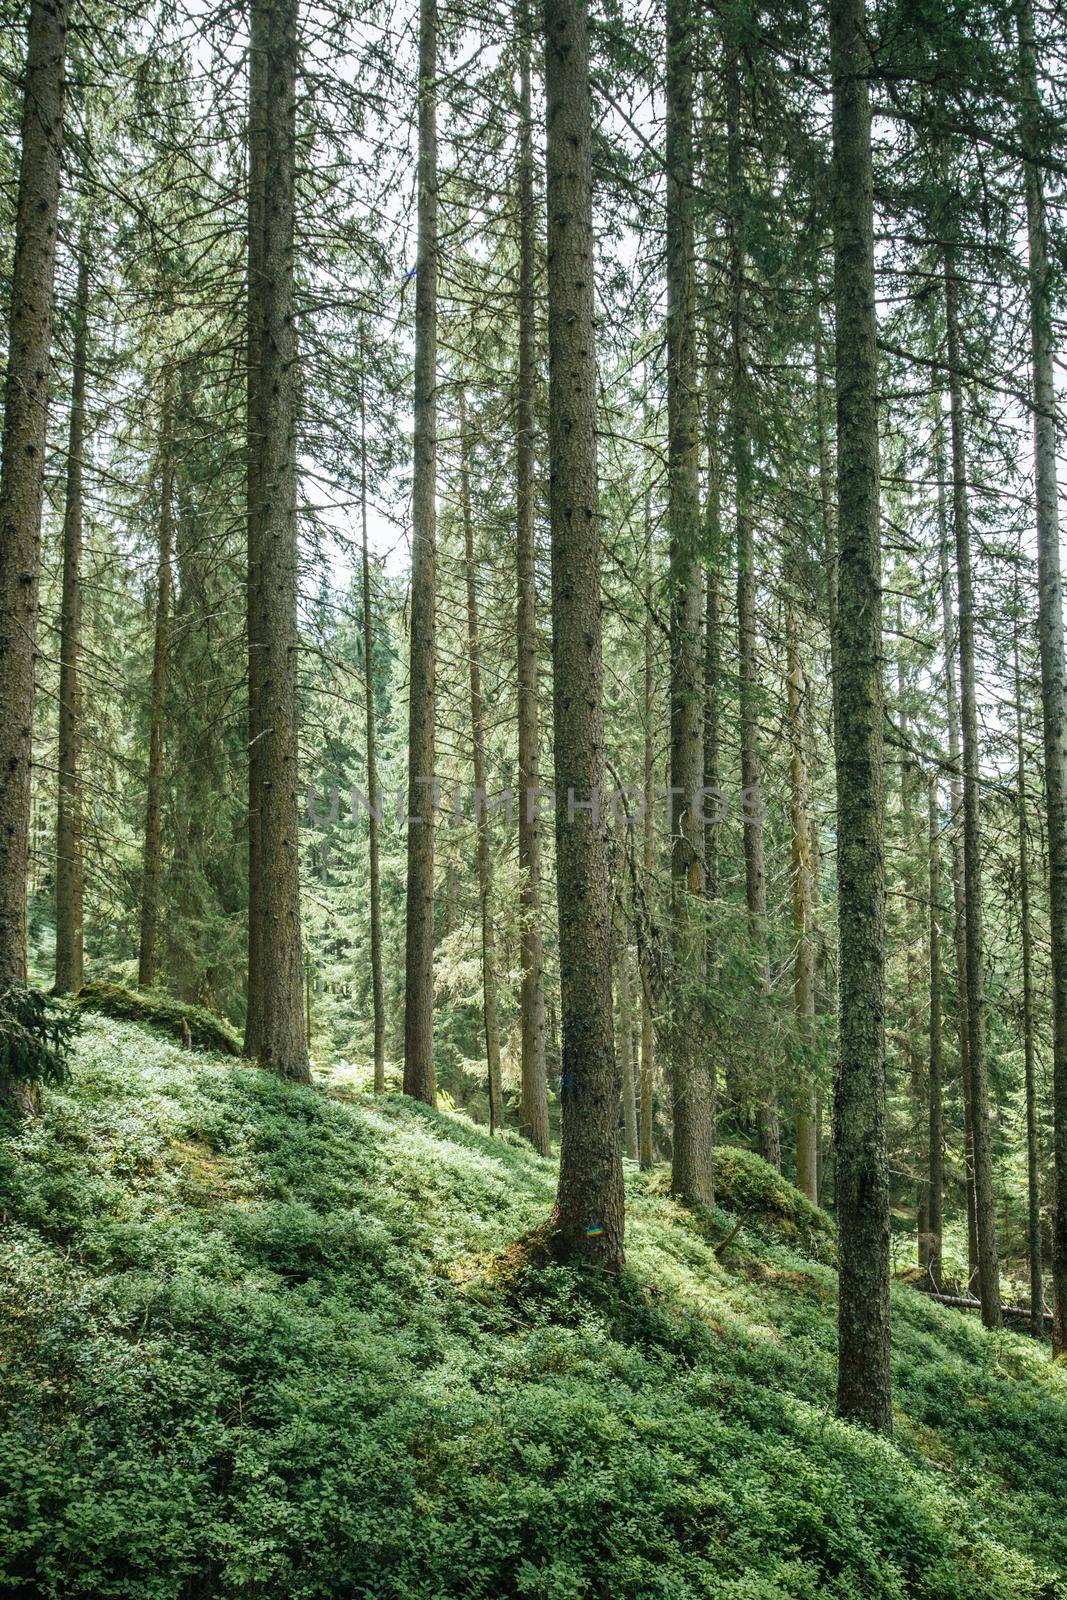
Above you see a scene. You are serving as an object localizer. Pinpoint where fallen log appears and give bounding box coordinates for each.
[919,1288,1053,1332]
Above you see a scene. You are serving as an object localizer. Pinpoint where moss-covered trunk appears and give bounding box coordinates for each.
[829,0,891,1432]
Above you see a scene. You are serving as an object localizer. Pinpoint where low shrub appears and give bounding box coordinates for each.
[0,985,79,1090]
[0,1015,1064,1600]
[73,981,241,1056]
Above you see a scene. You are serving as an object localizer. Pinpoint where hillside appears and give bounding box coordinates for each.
[1,1015,1065,1600]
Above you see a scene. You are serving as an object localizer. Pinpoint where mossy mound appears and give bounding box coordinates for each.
[73,980,241,1056]
[714,1144,837,1260]
[643,1143,836,1262]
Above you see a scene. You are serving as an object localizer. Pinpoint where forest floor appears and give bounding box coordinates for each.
[2,1014,1066,1599]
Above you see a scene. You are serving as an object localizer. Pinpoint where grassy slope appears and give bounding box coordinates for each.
[1,1016,1065,1600]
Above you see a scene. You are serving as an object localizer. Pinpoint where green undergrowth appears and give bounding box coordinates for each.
[1,1014,1065,1599]
[72,980,242,1055]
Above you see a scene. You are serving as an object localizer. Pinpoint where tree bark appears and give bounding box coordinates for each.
[617,937,639,1161]
[1017,0,1067,1354]
[1013,632,1043,1336]
[403,0,438,1105]
[666,0,713,1209]
[544,0,624,1270]
[815,330,837,709]
[252,0,308,1081]
[726,39,778,1170]
[927,772,943,1291]
[54,223,90,996]
[897,612,926,1265]
[460,391,504,1134]
[944,242,1000,1328]
[515,0,549,1154]
[788,602,818,1203]
[639,591,655,1171]
[359,353,386,1093]
[830,0,891,1431]
[138,379,175,990]
[245,0,269,1058]
[0,0,68,1029]
[934,404,978,1280]
[703,328,722,910]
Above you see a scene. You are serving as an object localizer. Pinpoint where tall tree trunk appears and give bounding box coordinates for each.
[815,330,837,710]
[703,314,729,1129]
[616,937,639,1160]
[934,404,978,1280]
[666,0,713,1208]
[359,354,385,1093]
[814,332,835,1206]
[944,243,1000,1328]
[897,613,926,1264]
[403,0,438,1105]
[515,0,549,1154]
[927,772,943,1291]
[788,602,818,1203]
[1013,633,1043,1335]
[726,39,778,1169]
[0,0,68,1043]
[544,0,624,1270]
[703,329,722,910]
[54,224,90,996]
[245,0,269,1058]
[830,0,891,1431]
[639,593,655,1171]
[460,391,504,1134]
[252,0,308,1081]
[1017,0,1067,1354]
[137,380,175,989]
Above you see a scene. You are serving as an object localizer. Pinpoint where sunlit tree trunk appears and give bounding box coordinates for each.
[545,0,624,1269]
